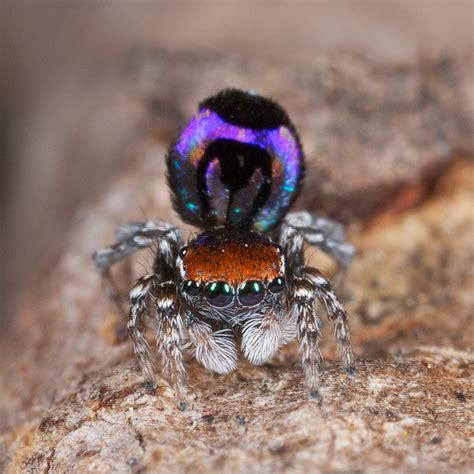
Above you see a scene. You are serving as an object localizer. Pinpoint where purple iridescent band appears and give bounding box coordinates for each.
[170,108,302,231]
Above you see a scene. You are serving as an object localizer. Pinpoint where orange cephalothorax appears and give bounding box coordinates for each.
[180,228,284,285]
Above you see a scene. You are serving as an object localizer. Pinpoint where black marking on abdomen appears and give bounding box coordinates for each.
[196,139,272,226]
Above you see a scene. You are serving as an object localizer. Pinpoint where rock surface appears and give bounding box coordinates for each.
[0,50,473,472]
[3,357,472,473]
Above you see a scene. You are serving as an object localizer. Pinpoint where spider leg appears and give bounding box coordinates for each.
[154,282,188,409]
[93,220,181,320]
[114,221,161,242]
[282,211,355,269]
[290,277,324,400]
[128,274,160,383]
[120,221,187,408]
[186,317,238,374]
[128,277,188,408]
[281,225,355,399]
[304,268,355,373]
[289,268,355,399]
[93,220,179,273]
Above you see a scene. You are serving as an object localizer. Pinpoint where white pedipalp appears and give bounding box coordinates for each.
[241,311,282,365]
[187,320,238,374]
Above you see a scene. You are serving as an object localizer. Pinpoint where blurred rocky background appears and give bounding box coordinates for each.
[0,2,473,472]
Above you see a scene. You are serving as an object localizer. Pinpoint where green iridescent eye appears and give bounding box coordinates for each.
[269,277,285,293]
[238,280,265,306]
[205,281,234,307]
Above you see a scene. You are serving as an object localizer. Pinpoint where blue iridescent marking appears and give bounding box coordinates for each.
[186,202,198,211]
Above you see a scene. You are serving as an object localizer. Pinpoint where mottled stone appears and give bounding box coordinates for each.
[2,357,472,472]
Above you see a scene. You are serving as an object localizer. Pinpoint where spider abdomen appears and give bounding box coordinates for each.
[167,89,305,232]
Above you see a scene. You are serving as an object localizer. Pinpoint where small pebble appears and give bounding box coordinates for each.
[202,415,214,424]
[235,415,246,425]
[455,391,466,402]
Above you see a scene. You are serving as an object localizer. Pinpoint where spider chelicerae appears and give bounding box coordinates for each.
[94,89,355,409]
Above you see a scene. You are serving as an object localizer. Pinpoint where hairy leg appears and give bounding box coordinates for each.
[281,221,355,399]
[127,274,160,383]
[93,220,181,321]
[154,282,188,409]
[281,211,355,269]
[302,268,355,372]
[290,277,324,400]
[128,276,188,408]
[93,220,175,272]
[289,266,355,400]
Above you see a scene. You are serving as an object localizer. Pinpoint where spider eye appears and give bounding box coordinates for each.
[238,280,265,306]
[205,281,234,307]
[182,280,200,296]
[269,277,285,294]
[179,246,188,258]
[273,244,283,254]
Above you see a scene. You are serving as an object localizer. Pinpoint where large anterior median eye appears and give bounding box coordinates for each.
[205,281,234,307]
[238,280,265,306]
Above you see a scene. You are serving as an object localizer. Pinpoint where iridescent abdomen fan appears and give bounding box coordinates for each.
[167,89,305,232]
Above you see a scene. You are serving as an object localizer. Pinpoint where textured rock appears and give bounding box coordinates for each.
[0,50,473,472]
[3,357,472,473]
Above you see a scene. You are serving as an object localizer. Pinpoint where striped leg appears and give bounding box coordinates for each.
[289,266,355,400]
[128,277,188,409]
[93,220,181,322]
[154,282,188,409]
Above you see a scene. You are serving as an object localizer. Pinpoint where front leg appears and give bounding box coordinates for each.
[289,266,355,400]
[303,268,355,372]
[154,282,188,409]
[290,277,324,400]
[128,276,188,409]
[128,274,159,382]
